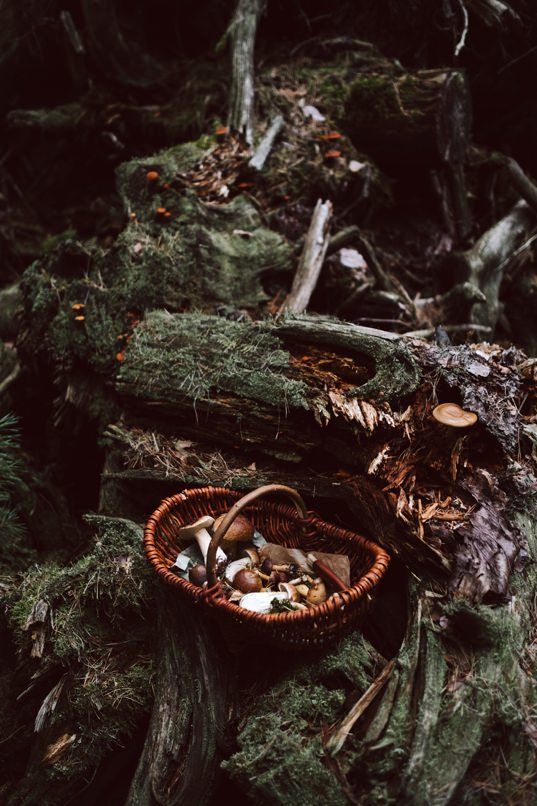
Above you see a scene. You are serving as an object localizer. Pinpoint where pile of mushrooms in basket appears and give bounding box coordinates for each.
[171,511,350,614]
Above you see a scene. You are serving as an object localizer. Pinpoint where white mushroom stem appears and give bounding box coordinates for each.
[194,528,227,564]
[178,516,227,564]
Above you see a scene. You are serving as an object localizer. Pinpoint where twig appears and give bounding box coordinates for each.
[500,156,537,214]
[326,659,396,756]
[454,0,469,56]
[326,225,360,256]
[402,323,492,339]
[249,114,284,171]
[281,199,333,314]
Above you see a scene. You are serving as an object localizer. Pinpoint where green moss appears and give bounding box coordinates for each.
[3,516,155,794]
[0,413,35,573]
[224,634,378,805]
[118,311,309,410]
[18,141,293,422]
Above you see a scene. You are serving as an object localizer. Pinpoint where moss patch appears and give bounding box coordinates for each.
[18,141,293,423]
[118,311,310,410]
[224,634,378,805]
[3,516,155,791]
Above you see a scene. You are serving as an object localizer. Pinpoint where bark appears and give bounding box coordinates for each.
[227,0,264,145]
[127,593,230,806]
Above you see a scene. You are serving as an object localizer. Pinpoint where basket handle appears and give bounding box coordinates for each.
[206,484,308,586]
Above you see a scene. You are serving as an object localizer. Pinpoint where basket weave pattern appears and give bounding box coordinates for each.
[144,486,390,648]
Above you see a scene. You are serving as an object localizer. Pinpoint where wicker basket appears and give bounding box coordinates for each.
[144,484,390,648]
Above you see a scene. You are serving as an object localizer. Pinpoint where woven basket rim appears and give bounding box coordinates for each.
[144,485,390,625]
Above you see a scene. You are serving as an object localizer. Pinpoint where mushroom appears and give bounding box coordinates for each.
[306,578,328,606]
[239,591,288,613]
[278,582,300,602]
[224,557,250,583]
[188,564,207,587]
[242,547,260,565]
[146,170,159,182]
[177,515,226,564]
[433,403,478,428]
[233,568,262,594]
[213,513,254,558]
[324,149,342,162]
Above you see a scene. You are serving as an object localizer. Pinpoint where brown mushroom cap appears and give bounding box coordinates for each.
[213,513,254,544]
[233,568,262,594]
[432,403,478,428]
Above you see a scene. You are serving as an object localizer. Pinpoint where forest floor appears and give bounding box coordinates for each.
[1,2,537,804]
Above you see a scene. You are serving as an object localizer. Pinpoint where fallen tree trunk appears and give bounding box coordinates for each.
[107,315,537,803]
[345,68,471,168]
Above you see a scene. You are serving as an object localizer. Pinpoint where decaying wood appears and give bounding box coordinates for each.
[227,0,265,144]
[461,200,536,327]
[127,593,229,806]
[115,310,531,605]
[493,153,537,213]
[5,7,537,803]
[249,114,284,171]
[345,68,471,168]
[327,658,396,755]
[282,200,333,314]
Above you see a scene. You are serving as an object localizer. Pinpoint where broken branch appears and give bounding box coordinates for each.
[282,199,333,314]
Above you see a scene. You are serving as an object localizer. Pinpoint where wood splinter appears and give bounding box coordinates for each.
[281,198,333,315]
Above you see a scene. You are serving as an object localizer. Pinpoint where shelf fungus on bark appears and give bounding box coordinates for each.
[432,402,478,427]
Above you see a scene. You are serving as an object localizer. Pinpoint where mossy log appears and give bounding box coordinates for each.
[345,69,471,168]
[115,310,531,603]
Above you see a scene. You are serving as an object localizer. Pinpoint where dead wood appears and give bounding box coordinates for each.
[461,200,536,327]
[282,200,333,314]
[345,68,471,168]
[127,592,230,806]
[226,0,265,144]
[249,114,284,171]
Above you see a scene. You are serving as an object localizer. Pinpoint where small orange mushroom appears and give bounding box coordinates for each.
[130,212,137,220]
[146,170,159,182]
[72,303,85,312]
[156,207,167,217]
[164,211,172,220]
[162,182,171,189]
[319,131,342,141]
[116,351,125,362]
[215,125,229,138]
[324,149,342,160]
[432,403,477,428]
[74,315,85,323]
